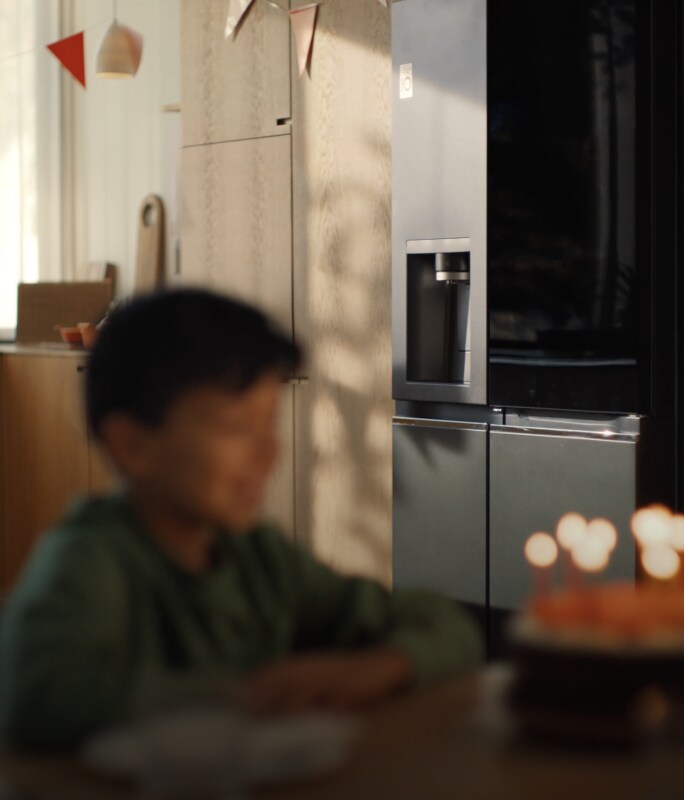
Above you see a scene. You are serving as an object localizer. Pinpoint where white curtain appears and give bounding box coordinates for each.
[0,0,62,335]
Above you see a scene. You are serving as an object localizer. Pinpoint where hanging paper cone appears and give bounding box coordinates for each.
[290,4,319,77]
[47,31,86,87]
[96,22,144,77]
[225,0,256,39]
[124,25,144,71]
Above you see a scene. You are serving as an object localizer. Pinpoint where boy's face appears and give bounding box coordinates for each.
[119,372,284,532]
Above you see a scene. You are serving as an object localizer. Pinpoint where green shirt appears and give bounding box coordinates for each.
[0,495,482,750]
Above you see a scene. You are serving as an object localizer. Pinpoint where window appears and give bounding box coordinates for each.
[0,0,62,337]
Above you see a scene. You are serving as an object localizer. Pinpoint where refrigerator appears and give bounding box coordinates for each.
[391,0,681,654]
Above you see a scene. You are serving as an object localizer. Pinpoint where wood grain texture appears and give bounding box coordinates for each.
[291,0,393,583]
[181,135,294,338]
[1,356,91,593]
[181,0,291,147]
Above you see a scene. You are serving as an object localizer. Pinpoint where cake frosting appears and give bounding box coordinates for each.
[518,583,684,651]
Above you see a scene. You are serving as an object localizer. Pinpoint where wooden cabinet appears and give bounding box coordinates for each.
[181,135,293,338]
[179,0,393,581]
[180,0,291,146]
[180,0,297,543]
[0,352,115,595]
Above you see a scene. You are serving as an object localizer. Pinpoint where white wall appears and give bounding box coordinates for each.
[67,0,180,295]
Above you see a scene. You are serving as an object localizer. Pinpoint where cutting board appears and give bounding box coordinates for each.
[134,194,165,292]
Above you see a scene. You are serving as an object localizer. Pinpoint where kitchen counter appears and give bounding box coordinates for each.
[0,343,88,358]
[0,345,114,594]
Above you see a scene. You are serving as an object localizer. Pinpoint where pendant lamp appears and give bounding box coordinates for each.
[96,0,143,79]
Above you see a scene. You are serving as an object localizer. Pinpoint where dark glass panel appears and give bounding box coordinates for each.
[488,0,646,412]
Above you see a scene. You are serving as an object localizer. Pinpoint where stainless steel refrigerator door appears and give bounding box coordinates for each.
[392,417,487,608]
[490,426,638,613]
[391,0,487,404]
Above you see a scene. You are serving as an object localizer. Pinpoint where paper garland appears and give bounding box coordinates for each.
[46,31,86,87]
[225,0,392,76]
[289,4,319,76]
[225,0,256,38]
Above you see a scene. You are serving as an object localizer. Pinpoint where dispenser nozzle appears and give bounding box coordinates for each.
[435,252,470,282]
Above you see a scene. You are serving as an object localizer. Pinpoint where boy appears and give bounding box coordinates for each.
[0,289,482,750]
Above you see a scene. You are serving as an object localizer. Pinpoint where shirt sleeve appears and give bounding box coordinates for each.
[0,528,235,752]
[0,528,133,750]
[262,528,484,685]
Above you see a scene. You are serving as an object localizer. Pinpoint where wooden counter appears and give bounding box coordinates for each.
[1,667,682,800]
[0,343,88,358]
[0,346,114,595]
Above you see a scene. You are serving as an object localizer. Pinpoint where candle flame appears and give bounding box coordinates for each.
[524,532,558,568]
[670,515,684,552]
[587,517,618,553]
[556,513,587,551]
[631,506,672,546]
[571,536,609,573]
[641,544,680,580]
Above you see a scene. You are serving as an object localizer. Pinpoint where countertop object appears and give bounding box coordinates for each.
[15,282,112,344]
[134,194,165,292]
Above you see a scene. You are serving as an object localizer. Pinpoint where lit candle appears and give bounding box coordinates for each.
[570,536,610,624]
[524,532,558,601]
[557,512,588,550]
[671,515,684,590]
[586,517,618,553]
[641,544,680,582]
[556,512,588,591]
[670,514,684,552]
[631,505,673,547]
[571,536,610,573]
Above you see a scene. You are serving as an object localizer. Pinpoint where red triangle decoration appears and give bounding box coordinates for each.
[47,32,86,88]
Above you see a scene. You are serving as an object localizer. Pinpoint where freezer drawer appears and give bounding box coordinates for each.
[392,417,487,608]
[490,427,637,614]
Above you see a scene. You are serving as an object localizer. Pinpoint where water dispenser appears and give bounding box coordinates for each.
[406,238,471,384]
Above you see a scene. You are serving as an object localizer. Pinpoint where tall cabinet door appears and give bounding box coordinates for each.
[393,419,487,620]
[181,134,295,533]
[181,135,293,339]
[180,0,291,146]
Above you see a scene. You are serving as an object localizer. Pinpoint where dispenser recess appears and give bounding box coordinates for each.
[406,238,471,385]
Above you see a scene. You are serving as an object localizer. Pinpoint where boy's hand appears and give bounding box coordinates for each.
[242,648,415,715]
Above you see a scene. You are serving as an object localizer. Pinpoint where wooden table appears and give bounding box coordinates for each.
[1,667,683,799]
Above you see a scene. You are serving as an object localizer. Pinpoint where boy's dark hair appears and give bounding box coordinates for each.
[86,288,301,437]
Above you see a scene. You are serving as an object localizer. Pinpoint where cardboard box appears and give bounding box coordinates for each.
[16,282,113,344]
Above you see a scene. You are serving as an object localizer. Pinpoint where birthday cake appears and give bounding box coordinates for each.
[507,508,684,744]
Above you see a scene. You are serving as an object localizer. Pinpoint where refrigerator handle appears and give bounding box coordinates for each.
[393,416,488,432]
[490,424,639,443]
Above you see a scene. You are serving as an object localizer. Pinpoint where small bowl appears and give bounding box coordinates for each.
[58,326,83,345]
